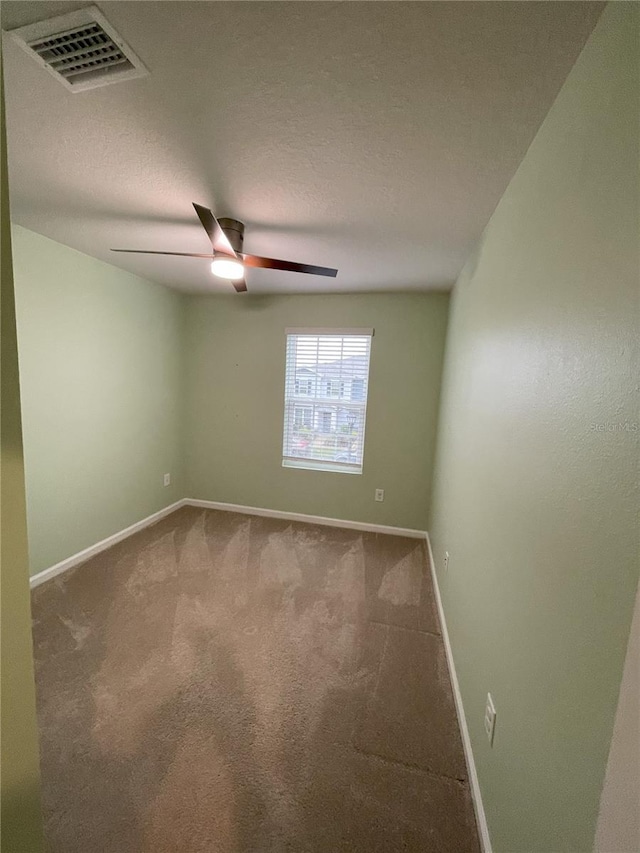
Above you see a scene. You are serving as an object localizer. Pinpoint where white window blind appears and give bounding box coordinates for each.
[282,328,373,474]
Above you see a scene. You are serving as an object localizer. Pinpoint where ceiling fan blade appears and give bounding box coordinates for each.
[232,278,248,293]
[193,203,237,257]
[111,249,213,258]
[242,254,337,278]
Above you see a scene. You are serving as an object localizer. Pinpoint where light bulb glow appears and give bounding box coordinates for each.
[211,256,244,281]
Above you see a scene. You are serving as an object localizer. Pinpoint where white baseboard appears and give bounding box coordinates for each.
[425,533,492,853]
[184,498,427,539]
[29,499,188,589]
[29,498,424,589]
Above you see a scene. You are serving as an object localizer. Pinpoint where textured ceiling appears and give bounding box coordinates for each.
[1,1,602,294]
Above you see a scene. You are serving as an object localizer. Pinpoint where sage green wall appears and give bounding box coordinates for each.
[185,293,448,529]
[0,75,43,851]
[428,5,638,852]
[12,226,186,576]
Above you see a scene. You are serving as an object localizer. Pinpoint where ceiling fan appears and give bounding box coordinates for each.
[112,203,338,293]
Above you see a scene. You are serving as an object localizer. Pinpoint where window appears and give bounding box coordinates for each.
[294,406,313,429]
[318,410,333,433]
[282,328,373,474]
[294,378,313,396]
[351,379,364,401]
[324,380,344,398]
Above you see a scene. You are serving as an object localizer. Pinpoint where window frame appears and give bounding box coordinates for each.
[282,328,374,475]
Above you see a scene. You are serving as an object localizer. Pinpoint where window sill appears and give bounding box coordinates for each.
[282,458,362,475]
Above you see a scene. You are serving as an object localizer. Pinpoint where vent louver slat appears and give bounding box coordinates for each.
[28,23,133,81]
[47,44,116,64]
[31,24,106,52]
[49,47,124,71]
[63,56,130,80]
[8,6,148,92]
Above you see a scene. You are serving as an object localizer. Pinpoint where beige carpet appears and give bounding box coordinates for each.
[31,507,479,852]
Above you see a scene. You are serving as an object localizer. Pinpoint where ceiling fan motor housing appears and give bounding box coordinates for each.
[218,218,244,255]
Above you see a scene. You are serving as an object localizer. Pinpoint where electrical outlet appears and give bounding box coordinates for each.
[444,551,450,571]
[163,473,171,487]
[375,488,384,502]
[484,693,496,745]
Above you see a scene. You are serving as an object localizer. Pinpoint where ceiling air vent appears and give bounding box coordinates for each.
[7,6,148,92]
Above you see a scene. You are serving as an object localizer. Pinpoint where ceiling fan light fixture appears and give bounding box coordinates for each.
[111,204,338,293]
[211,255,244,281]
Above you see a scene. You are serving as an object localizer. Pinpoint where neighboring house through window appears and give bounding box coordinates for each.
[282,328,373,474]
